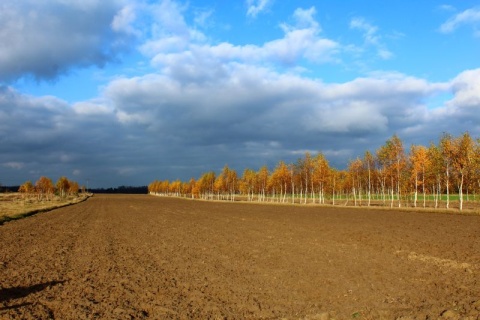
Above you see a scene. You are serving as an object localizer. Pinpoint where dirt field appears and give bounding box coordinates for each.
[1,195,479,319]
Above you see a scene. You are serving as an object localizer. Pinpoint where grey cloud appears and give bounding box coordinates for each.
[0,0,132,82]
[0,86,131,187]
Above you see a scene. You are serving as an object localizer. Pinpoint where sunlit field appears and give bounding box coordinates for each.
[0,192,90,224]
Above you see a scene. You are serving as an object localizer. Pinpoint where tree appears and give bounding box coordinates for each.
[312,153,330,204]
[427,143,443,208]
[257,166,269,202]
[187,178,196,198]
[56,176,70,198]
[377,135,406,207]
[410,145,429,208]
[216,165,238,201]
[19,180,34,198]
[270,161,290,202]
[68,181,79,195]
[296,153,314,204]
[289,163,298,204]
[451,132,475,210]
[347,158,363,206]
[240,168,257,201]
[35,176,54,200]
[363,151,375,206]
[440,133,454,209]
[197,171,216,199]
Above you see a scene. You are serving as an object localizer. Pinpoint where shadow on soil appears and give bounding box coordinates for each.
[0,280,66,304]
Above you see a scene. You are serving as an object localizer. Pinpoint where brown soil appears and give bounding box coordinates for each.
[1,194,479,319]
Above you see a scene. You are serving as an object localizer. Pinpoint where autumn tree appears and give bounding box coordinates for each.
[257,166,269,202]
[473,139,480,197]
[347,158,363,206]
[197,171,216,199]
[186,178,196,198]
[289,163,298,204]
[18,180,34,198]
[377,135,406,207]
[296,153,314,204]
[439,133,455,209]
[35,176,54,201]
[410,145,429,208]
[427,143,443,208]
[56,176,70,198]
[169,180,182,197]
[377,142,393,207]
[240,168,257,201]
[334,170,348,205]
[68,180,79,195]
[451,132,475,210]
[363,151,375,206]
[148,180,160,194]
[270,161,290,202]
[216,165,238,201]
[312,153,330,204]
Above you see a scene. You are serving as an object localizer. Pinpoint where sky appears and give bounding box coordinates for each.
[1,0,480,188]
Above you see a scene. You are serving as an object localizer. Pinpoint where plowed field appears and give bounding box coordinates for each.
[1,195,480,319]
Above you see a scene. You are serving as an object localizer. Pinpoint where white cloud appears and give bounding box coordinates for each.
[246,0,272,18]
[3,162,24,170]
[139,0,206,57]
[438,5,456,12]
[73,100,114,115]
[446,69,480,108]
[145,6,338,79]
[350,17,393,60]
[194,9,214,28]
[440,7,480,34]
[286,7,320,31]
[111,4,139,36]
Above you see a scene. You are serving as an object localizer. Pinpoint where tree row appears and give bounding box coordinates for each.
[149,132,480,211]
[18,176,85,200]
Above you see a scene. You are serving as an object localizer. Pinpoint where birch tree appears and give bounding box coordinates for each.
[410,145,429,208]
[451,132,475,210]
[348,158,363,206]
[363,151,375,206]
[56,176,70,198]
[440,133,454,209]
[312,153,330,204]
[427,143,443,208]
[35,176,54,201]
[257,166,269,202]
[241,168,257,201]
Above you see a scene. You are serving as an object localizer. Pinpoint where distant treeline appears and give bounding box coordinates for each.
[0,186,20,193]
[90,186,148,194]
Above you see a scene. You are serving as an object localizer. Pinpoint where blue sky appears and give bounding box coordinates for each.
[1,0,480,187]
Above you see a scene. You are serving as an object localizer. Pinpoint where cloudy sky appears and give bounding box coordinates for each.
[1,0,480,188]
